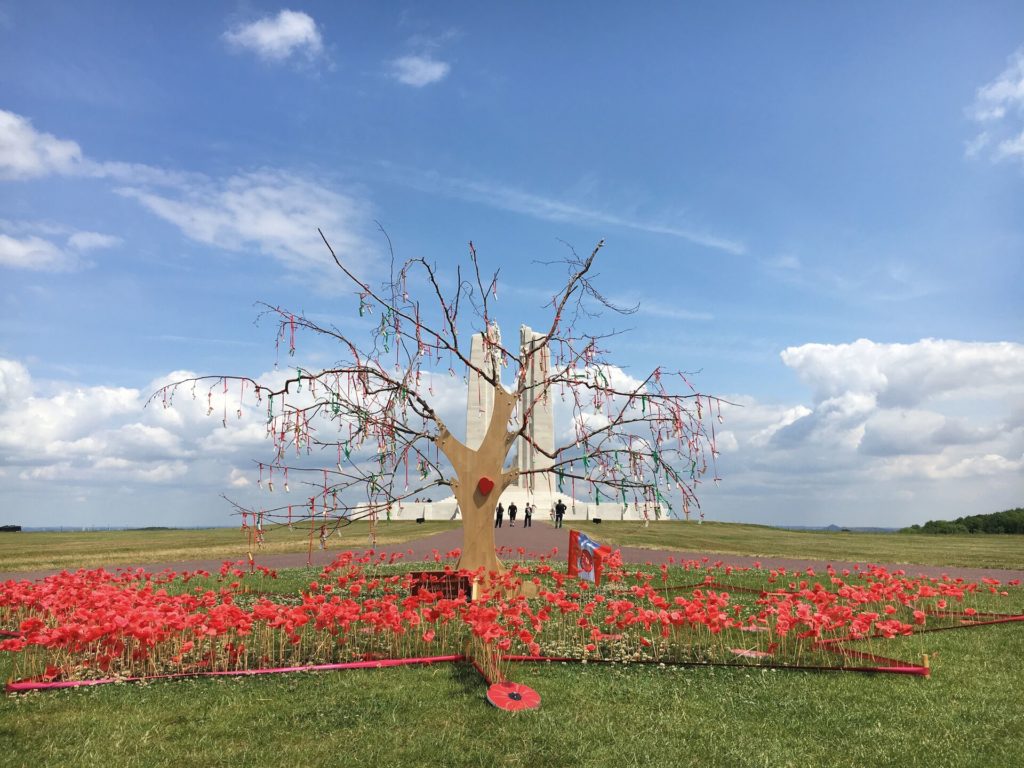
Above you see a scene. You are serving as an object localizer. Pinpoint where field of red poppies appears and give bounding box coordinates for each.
[3,544,1024,767]
[4,547,1020,692]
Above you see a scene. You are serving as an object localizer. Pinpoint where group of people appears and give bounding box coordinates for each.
[494,499,568,528]
[494,501,529,527]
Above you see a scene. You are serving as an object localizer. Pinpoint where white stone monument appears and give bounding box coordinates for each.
[392,321,648,522]
[516,325,554,495]
[466,321,502,450]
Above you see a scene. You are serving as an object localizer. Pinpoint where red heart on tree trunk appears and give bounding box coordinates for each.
[477,476,495,495]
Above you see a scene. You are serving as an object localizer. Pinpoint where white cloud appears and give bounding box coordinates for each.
[877,453,1024,482]
[0,233,81,271]
[964,130,990,157]
[199,421,268,454]
[761,342,1024,475]
[0,376,139,455]
[0,226,120,271]
[0,109,83,180]
[714,430,739,453]
[0,359,32,403]
[19,458,189,484]
[765,254,800,270]
[83,159,204,187]
[390,54,450,87]
[858,409,950,457]
[765,339,1024,469]
[223,10,323,62]
[135,461,191,483]
[116,170,374,281]
[779,338,1024,408]
[966,47,1024,164]
[0,108,202,187]
[971,48,1024,121]
[740,401,813,448]
[696,338,1024,526]
[588,364,646,393]
[3,333,1022,529]
[0,359,390,525]
[382,163,746,255]
[102,423,191,462]
[0,218,70,237]
[0,109,374,282]
[632,298,714,322]
[67,231,122,252]
[0,359,287,495]
[229,467,252,487]
[995,129,1024,161]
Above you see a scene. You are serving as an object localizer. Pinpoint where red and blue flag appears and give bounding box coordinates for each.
[568,530,613,585]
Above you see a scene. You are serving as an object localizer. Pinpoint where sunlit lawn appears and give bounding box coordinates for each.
[4,520,1023,574]
[2,561,1022,768]
[571,520,1024,570]
[0,522,459,573]
[3,519,1023,766]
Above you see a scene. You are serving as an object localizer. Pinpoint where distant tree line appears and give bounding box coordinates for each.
[902,508,1024,535]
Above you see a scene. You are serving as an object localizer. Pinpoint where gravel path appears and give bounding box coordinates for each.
[2,522,1022,583]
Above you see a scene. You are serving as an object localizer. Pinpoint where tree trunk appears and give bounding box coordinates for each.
[435,384,519,578]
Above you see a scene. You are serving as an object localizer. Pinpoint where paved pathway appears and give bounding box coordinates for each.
[2,522,1022,583]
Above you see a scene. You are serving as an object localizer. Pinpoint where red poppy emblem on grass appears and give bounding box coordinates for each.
[486,681,541,711]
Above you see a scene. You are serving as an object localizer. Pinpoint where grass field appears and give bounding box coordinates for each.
[2,561,1022,768]
[2,629,1022,768]
[2,520,1022,574]
[0,522,459,573]
[3,521,1023,764]
[571,521,1024,570]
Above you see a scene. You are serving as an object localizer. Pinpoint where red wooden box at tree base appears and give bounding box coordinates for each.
[408,571,473,599]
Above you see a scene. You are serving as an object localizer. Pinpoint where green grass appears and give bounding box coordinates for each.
[3,560,1023,767]
[2,607,1021,767]
[4,520,1022,575]
[571,521,1024,570]
[3,522,1022,765]
[0,522,459,573]
[3,520,1022,764]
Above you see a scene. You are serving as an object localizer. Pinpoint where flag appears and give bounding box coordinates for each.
[568,530,613,585]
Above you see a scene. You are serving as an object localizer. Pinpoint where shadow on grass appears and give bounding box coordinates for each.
[449,660,484,695]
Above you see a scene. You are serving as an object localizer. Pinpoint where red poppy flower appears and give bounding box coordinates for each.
[486,681,541,711]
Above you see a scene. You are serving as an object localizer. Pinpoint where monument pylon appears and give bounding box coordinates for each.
[465,323,558,500]
[466,322,502,450]
[516,325,555,495]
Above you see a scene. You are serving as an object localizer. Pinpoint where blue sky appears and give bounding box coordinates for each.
[1,2,1022,529]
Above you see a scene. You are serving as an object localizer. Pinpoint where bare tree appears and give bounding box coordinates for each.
[151,233,725,578]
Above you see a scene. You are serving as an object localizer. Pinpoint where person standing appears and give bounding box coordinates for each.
[495,502,504,528]
[554,499,567,529]
[508,501,518,527]
[523,502,533,528]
